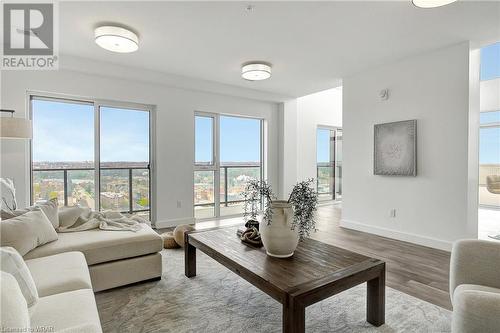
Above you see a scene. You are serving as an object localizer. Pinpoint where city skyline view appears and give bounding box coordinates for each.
[31,99,151,216]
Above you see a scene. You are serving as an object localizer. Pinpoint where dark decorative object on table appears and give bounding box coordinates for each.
[239,226,263,247]
[245,219,259,230]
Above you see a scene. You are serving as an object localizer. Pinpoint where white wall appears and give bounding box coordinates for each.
[278,100,298,198]
[342,42,479,251]
[0,66,279,228]
[296,87,342,182]
[278,88,342,198]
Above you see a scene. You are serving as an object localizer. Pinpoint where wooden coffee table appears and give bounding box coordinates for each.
[185,227,385,333]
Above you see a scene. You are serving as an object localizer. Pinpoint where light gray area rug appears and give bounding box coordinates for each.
[95,249,451,333]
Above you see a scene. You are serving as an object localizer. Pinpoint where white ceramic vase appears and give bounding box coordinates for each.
[260,200,299,258]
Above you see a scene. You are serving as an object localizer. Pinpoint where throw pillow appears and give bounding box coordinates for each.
[0,271,31,331]
[0,208,58,256]
[0,247,39,309]
[58,206,85,229]
[1,198,59,229]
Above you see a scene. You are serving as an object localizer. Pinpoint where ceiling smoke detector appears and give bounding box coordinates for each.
[241,62,272,81]
[95,25,139,53]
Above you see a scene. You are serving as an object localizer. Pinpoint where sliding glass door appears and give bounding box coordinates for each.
[316,127,342,201]
[219,116,262,216]
[99,106,150,217]
[194,113,263,219]
[31,96,152,218]
[32,98,96,208]
[194,114,217,218]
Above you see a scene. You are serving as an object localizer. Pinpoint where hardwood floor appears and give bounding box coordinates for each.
[312,204,451,310]
[163,203,452,310]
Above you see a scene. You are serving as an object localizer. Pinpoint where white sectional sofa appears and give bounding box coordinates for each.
[4,251,102,332]
[23,225,163,292]
[450,239,500,333]
[1,203,164,332]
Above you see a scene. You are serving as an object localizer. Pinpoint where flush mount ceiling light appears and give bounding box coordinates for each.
[94,26,139,53]
[241,62,272,81]
[412,0,457,8]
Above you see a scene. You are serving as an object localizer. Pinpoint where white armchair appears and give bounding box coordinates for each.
[450,239,500,333]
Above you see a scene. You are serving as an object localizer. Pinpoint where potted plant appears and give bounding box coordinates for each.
[242,178,318,258]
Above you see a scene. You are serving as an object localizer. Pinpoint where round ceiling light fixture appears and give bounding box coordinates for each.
[94,26,139,53]
[412,0,457,8]
[241,62,272,81]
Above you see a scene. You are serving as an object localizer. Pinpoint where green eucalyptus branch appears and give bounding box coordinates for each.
[242,178,318,241]
[241,178,275,225]
[287,178,318,240]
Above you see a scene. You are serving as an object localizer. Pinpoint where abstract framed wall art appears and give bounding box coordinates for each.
[374,119,417,176]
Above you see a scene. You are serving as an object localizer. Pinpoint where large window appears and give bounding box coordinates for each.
[479,43,500,209]
[194,113,263,219]
[316,127,342,201]
[31,96,152,218]
[479,110,500,208]
[478,42,500,240]
[32,98,95,207]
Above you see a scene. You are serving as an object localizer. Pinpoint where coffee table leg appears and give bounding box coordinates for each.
[185,234,196,278]
[283,296,305,333]
[367,265,385,326]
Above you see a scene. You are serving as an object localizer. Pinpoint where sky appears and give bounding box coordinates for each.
[195,115,261,163]
[317,129,331,163]
[33,99,149,163]
[480,42,500,81]
[33,43,499,165]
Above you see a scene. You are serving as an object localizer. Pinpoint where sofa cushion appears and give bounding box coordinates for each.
[453,284,500,305]
[0,271,30,331]
[452,284,500,333]
[24,224,163,265]
[26,251,92,297]
[58,206,86,229]
[1,198,59,229]
[1,209,58,256]
[0,247,39,308]
[90,252,161,292]
[30,289,102,333]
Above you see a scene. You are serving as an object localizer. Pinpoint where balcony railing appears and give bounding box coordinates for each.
[32,167,150,215]
[479,164,500,208]
[317,164,334,197]
[194,165,261,209]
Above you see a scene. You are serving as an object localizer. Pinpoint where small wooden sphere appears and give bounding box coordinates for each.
[160,231,180,249]
[173,224,195,247]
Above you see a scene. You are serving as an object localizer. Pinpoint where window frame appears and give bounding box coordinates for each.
[28,92,156,221]
[316,125,342,202]
[194,111,264,220]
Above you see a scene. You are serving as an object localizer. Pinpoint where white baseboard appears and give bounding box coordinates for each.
[154,217,195,229]
[340,219,452,252]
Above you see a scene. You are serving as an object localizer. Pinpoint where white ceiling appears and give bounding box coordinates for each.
[59,1,500,98]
